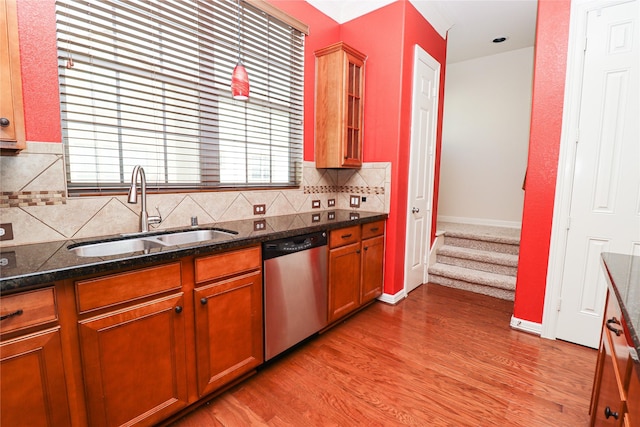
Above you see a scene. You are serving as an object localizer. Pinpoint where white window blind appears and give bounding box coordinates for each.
[55,0,304,194]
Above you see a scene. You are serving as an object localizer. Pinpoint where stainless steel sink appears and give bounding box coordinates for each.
[69,238,165,257]
[68,227,238,257]
[155,229,236,246]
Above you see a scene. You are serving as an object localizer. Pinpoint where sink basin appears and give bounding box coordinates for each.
[69,238,165,257]
[69,228,238,257]
[155,228,237,246]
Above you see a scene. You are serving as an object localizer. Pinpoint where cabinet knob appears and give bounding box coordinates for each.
[364,246,368,251]
[0,118,10,127]
[175,306,183,314]
[356,249,361,254]
[200,298,208,305]
[604,406,619,420]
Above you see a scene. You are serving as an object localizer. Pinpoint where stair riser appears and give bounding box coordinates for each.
[437,255,518,277]
[428,275,515,301]
[444,236,519,255]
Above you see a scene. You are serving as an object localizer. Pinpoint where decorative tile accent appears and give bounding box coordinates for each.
[304,185,385,195]
[0,191,66,208]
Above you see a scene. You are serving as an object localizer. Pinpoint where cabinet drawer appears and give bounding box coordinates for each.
[329,225,361,248]
[0,288,57,334]
[604,293,631,383]
[76,262,182,313]
[362,220,384,239]
[195,246,261,284]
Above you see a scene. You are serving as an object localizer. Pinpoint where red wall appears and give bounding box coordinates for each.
[16,0,60,143]
[513,0,572,323]
[271,1,447,296]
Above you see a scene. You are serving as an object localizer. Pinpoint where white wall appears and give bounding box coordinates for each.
[437,47,534,228]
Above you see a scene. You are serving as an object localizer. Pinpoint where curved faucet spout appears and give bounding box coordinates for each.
[128,165,160,232]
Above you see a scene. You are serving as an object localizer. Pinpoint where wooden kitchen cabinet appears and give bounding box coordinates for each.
[193,246,263,397]
[328,221,385,324]
[0,0,26,154]
[590,290,634,426]
[76,263,188,427]
[360,221,385,304]
[0,287,72,427]
[315,42,366,168]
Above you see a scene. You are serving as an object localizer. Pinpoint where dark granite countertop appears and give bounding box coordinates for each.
[0,210,386,295]
[601,252,640,378]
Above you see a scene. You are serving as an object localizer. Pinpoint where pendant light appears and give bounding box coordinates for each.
[231,0,249,100]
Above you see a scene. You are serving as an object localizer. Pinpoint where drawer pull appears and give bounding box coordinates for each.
[0,309,23,321]
[341,234,353,239]
[604,406,619,420]
[606,317,623,336]
[369,227,379,232]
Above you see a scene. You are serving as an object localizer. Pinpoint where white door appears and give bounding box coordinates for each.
[555,0,639,348]
[404,46,440,294]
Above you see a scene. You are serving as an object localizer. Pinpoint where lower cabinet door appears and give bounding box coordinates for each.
[78,293,188,427]
[1,327,71,427]
[328,242,361,323]
[194,270,263,397]
[360,235,384,304]
[592,335,625,426]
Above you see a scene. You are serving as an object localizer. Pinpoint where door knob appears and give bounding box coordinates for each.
[412,207,420,213]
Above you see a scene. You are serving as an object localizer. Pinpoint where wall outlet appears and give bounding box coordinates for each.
[312,200,321,209]
[253,204,266,215]
[253,219,266,231]
[349,195,360,208]
[0,223,14,241]
[327,198,335,207]
[327,211,336,220]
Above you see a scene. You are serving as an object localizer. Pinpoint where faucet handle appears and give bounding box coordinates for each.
[148,206,162,226]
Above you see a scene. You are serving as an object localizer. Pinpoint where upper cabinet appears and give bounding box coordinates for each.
[0,0,26,155]
[315,42,366,168]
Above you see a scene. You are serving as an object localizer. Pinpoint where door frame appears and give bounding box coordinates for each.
[541,0,634,340]
[403,44,440,296]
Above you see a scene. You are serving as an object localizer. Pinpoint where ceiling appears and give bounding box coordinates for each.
[305,0,538,63]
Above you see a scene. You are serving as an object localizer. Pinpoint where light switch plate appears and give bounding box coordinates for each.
[327,211,336,220]
[312,200,321,209]
[327,198,335,207]
[312,213,321,222]
[349,195,360,208]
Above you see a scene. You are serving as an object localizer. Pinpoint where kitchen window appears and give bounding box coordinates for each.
[55,0,306,195]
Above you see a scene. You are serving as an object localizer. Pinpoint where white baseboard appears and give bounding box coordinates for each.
[378,290,407,305]
[510,316,542,335]
[437,215,522,229]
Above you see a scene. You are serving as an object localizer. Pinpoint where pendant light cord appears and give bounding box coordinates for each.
[237,0,242,63]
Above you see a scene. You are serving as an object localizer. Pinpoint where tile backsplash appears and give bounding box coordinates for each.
[0,142,391,247]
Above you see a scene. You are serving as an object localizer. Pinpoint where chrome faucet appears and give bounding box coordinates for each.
[128,165,161,232]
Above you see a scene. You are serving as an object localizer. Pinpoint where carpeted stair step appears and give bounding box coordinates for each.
[428,263,516,301]
[438,222,521,255]
[436,245,518,277]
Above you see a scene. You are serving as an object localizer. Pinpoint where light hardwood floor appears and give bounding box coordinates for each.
[170,283,597,426]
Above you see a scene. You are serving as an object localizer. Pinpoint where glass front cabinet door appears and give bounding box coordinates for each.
[314,42,366,168]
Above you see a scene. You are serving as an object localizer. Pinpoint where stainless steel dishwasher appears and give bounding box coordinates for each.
[262,231,327,361]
